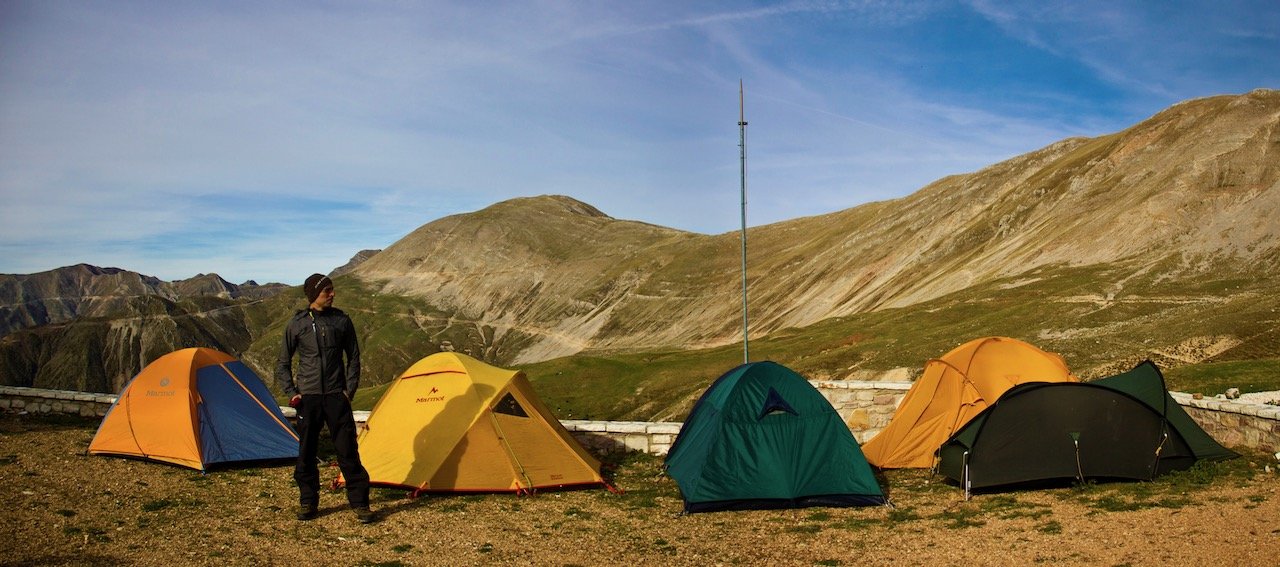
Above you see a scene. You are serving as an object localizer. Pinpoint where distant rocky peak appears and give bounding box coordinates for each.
[330,249,382,278]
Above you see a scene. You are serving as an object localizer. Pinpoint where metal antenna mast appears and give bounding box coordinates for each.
[738,80,749,364]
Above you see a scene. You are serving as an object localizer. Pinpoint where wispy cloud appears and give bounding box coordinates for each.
[964,0,1280,102]
[1,1,1275,283]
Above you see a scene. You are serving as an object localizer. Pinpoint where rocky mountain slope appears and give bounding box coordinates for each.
[351,89,1280,364]
[0,264,285,336]
[0,265,287,392]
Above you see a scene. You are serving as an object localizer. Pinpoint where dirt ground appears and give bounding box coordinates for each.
[1,414,1278,567]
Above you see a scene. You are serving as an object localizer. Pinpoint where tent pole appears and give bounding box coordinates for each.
[738,79,750,364]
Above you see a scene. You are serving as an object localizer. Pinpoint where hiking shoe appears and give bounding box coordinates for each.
[354,506,376,524]
[296,505,317,521]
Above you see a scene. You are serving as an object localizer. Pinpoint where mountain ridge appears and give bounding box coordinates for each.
[349,89,1280,363]
[0,263,287,337]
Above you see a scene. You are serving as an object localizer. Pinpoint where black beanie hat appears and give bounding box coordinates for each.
[304,273,332,303]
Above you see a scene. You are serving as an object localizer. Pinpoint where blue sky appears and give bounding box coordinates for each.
[1,1,1277,285]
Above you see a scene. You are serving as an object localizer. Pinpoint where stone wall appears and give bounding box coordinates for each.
[4,384,1277,458]
[812,380,912,443]
[0,386,116,418]
[1172,392,1280,454]
[561,420,683,456]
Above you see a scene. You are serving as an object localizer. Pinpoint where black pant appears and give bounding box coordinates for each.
[294,392,370,508]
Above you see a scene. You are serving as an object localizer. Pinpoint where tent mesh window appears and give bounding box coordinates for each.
[758,387,799,419]
[494,393,529,417]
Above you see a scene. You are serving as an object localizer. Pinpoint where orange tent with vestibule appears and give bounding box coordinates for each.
[861,337,1078,469]
[342,352,606,494]
[88,347,299,471]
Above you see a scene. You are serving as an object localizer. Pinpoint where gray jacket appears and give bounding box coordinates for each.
[275,307,361,398]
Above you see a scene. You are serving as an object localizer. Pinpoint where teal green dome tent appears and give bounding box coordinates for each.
[664,361,886,513]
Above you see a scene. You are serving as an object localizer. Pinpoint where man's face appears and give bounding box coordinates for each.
[312,286,335,310]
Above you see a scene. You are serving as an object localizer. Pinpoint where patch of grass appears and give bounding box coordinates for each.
[806,511,832,522]
[885,506,921,524]
[837,516,881,531]
[1060,458,1265,514]
[1167,459,1251,488]
[391,544,414,553]
[564,506,594,519]
[1036,521,1063,534]
[786,524,822,534]
[1153,496,1193,509]
[477,542,494,554]
[652,538,677,555]
[0,454,18,465]
[618,486,661,509]
[1164,358,1280,396]
[979,494,1052,520]
[933,504,986,529]
[55,509,76,517]
[141,499,176,512]
[1082,495,1146,513]
[436,502,467,513]
[816,560,843,566]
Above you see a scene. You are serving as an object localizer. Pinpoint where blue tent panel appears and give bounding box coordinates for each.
[196,362,298,466]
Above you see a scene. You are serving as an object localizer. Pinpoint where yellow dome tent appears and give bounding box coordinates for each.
[347,352,605,494]
[861,337,1077,469]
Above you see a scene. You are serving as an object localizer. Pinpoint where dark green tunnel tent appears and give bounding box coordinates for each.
[1091,360,1236,467]
[937,361,1235,495]
[664,361,886,513]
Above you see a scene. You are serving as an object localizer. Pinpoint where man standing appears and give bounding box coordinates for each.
[276,273,375,523]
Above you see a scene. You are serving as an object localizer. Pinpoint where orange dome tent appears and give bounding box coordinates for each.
[88,347,298,470]
[861,337,1077,469]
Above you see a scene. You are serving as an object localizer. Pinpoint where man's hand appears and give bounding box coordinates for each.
[289,394,302,408]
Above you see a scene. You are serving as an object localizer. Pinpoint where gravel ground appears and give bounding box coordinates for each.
[2,414,1278,566]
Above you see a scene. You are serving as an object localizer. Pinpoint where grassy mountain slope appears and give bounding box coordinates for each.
[351,90,1280,368]
[518,258,1280,421]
